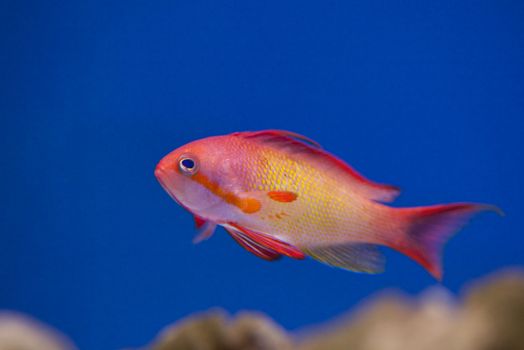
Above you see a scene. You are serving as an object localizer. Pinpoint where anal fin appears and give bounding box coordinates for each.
[304,243,384,274]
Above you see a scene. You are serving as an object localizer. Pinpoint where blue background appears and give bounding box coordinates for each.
[1,1,523,349]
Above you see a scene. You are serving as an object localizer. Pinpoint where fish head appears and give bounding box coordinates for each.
[155,135,240,216]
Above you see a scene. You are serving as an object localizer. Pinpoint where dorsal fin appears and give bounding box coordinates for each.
[234,130,400,203]
[232,129,322,149]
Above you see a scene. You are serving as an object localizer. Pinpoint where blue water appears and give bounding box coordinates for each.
[1,1,523,349]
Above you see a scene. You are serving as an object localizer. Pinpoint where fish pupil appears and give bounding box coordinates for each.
[181,158,195,170]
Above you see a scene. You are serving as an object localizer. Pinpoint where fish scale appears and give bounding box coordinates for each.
[237,144,374,247]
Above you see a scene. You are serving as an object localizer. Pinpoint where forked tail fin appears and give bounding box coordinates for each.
[391,203,503,280]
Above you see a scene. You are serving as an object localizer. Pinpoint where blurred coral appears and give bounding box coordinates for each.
[147,309,292,350]
[298,269,524,350]
[0,312,76,350]
[145,269,524,350]
[1,269,523,350]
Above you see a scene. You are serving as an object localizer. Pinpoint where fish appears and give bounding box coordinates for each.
[155,130,502,280]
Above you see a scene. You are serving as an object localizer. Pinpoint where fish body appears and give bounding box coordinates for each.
[155,130,500,280]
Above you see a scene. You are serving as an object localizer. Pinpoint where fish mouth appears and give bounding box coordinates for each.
[154,165,169,190]
[154,165,180,203]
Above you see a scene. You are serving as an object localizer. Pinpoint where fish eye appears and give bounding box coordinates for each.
[178,156,198,175]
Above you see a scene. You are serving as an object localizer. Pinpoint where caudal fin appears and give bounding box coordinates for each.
[391,203,502,280]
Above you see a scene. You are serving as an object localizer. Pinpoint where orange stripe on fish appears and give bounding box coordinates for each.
[267,191,297,202]
[191,172,261,214]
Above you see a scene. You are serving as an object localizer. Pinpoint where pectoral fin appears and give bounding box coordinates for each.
[304,243,384,274]
[194,215,206,229]
[192,217,217,244]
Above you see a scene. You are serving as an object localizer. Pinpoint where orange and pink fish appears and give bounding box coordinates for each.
[155,130,501,280]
